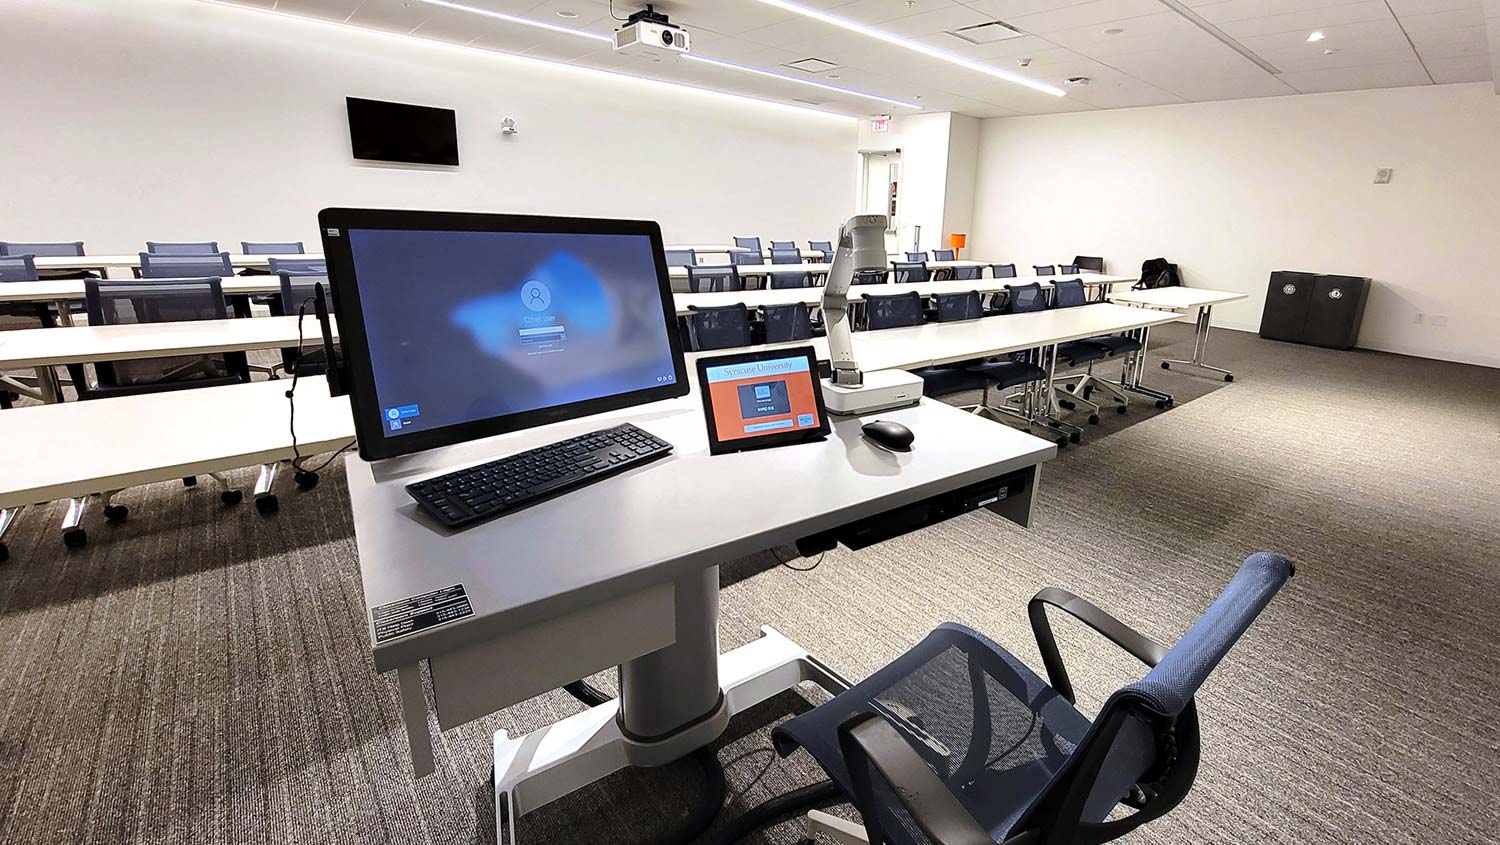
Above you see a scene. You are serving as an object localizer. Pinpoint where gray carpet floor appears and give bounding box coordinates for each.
[1,323,1498,844]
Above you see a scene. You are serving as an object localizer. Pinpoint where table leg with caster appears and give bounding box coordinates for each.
[0,506,20,563]
[102,490,129,524]
[62,496,88,548]
[1122,326,1175,408]
[1160,305,1234,382]
[254,462,280,514]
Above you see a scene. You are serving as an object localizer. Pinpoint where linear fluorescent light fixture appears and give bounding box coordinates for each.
[753,0,1066,97]
[684,54,921,109]
[407,0,612,41]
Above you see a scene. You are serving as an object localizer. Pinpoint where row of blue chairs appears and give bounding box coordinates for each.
[682,260,1058,293]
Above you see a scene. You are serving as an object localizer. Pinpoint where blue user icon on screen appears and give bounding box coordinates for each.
[521,280,552,312]
[386,408,401,420]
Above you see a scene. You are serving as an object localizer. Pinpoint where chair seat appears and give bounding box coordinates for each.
[1085,335,1142,356]
[773,623,1093,844]
[967,359,1046,390]
[1056,340,1111,366]
[914,365,989,397]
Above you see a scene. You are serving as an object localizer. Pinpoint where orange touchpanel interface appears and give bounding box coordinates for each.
[702,355,823,443]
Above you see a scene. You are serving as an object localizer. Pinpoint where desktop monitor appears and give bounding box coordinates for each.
[318,209,689,461]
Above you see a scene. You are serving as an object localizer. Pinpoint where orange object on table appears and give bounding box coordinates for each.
[949,232,967,257]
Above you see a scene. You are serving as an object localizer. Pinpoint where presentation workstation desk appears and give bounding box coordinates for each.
[346,387,1057,843]
[1110,287,1248,382]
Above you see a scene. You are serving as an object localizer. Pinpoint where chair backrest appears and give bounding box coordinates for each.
[684,304,751,351]
[1059,263,1080,275]
[991,263,1017,279]
[277,272,333,373]
[905,252,927,262]
[146,241,219,255]
[770,248,803,265]
[732,248,765,266]
[934,291,982,322]
[933,249,955,261]
[770,240,796,250]
[762,302,814,343]
[892,261,928,283]
[241,241,305,255]
[664,249,697,267]
[0,253,39,282]
[1073,255,1105,272]
[952,266,982,281]
[138,251,233,279]
[0,241,85,257]
[267,257,327,276]
[1034,264,1057,276]
[809,240,833,254]
[81,279,242,390]
[853,269,888,285]
[1053,278,1088,308]
[768,270,814,290]
[733,236,762,254]
[862,291,925,330]
[686,265,743,293]
[1006,282,1046,314]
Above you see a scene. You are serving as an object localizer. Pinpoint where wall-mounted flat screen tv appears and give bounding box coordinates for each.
[347,97,460,166]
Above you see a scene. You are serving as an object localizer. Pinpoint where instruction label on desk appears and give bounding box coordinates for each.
[371,584,473,643]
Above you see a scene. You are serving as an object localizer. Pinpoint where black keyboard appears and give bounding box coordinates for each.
[406,423,672,529]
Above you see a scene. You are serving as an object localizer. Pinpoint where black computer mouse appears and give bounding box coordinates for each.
[862,420,914,453]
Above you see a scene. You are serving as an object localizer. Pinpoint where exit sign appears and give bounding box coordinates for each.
[871,115,891,132]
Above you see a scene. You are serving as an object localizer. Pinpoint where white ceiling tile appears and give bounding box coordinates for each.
[1233,16,1411,52]
[960,0,1106,20]
[1252,43,1418,69]
[1394,6,1486,30]
[1003,0,1182,33]
[823,0,966,24]
[1166,72,1300,99]
[877,5,997,36]
[272,0,363,21]
[525,0,613,27]
[1041,11,1199,51]
[1383,0,1482,14]
[1193,0,1378,25]
[345,0,438,33]
[1421,54,1493,79]
[646,0,797,35]
[1064,78,1189,107]
[1215,0,1395,38]
[1276,59,1432,90]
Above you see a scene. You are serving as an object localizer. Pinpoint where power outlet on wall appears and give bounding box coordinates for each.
[1374,168,1393,184]
[1413,312,1424,324]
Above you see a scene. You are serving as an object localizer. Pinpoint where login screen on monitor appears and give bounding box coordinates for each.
[345,228,679,439]
[702,355,823,443]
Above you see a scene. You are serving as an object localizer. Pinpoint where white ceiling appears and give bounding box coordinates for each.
[219,0,1499,117]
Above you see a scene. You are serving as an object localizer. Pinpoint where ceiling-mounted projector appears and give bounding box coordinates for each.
[613,4,690,59]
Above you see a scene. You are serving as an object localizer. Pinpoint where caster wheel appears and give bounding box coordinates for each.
[63,528,87,549]
[104,504,129,523]
[1155,399,1168,409]
[182,476,198,488]
[0,542,8,564]
[1059,400,1075,411]
[294,470,320,490]
[1069,431,1082,444]
[1166,398,1176,408]
[1055,436,1068,448]
[221,490,244,506]
[1088,414,1100,425]
[1161,361,1170,370]
[1116,405,1128,414]
[1224,374,1234,383]
[255,495,280,515]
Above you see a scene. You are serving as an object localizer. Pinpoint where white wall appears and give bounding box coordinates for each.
[0,0,858,253]
[859,112,958,254]
[972,82,1500,368]
[941,114,980,250]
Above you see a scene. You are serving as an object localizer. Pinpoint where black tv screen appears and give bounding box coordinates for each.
[346,97,459,166]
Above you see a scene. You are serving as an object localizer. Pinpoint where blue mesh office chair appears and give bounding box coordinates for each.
[0,255,45,406]
[684,304,751,351]
[933,249,955,261]
[664,249,697,268]
[732,237,765,266]
[138,252,233,279]
[774,552,1295,845]
[267,257,326,275]
[1073,255,1105,272]
[912,290,990,398]
[241,241,304,255]
[952,266,982,281]
[1005,282,1046,313]
[146,241,219,254]
[1049,278,1114,423]
[761,302,816,343]
[770,248,803,265]
[1034,264,1057,276]
[686,265,744,294]
[0,241,85,257]
[770,240,796,251]
[854,270,888,285]
[893,261,929,283]
[808,240,833,260]
[991,263,1017,278]
[768,269,815,289]
[1060,263,1080,275]
[905,252,928,262]
[861,291,924,330]
[0,253,37,282]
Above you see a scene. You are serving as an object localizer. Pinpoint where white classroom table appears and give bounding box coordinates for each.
[672,274,1137,315]
[31,253,316,274]
[1110,287,1248,382]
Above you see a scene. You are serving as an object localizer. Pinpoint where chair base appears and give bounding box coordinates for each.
[806,809,868,844]
[493,625,850,844]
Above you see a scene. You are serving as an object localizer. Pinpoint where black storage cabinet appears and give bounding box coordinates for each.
[1260,271,1370,349]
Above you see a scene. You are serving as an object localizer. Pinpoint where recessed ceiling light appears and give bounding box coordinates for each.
[683,54,922,109]
[1306,31,1326,42]
[827,74,841,79]
[1103,27,1125,35]
[1065,76,1090,86]
[1323,48,1337,54]
[555,10,578,17]
[405,0,611,41]
[752,0,1066,97]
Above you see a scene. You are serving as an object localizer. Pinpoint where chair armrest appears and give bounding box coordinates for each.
[1028,587,1168,704]
[838,712,994,845]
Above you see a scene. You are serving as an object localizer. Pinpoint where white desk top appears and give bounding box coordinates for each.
[0,376,352,509]
[667,244,751,254]
[673,274,1137,314]
[348,391,1055,669]
[0,275,285,303]
[31,253,317,271]
[1109,287,1248,310]
[666,259,991,278]
[0,315,330,368]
